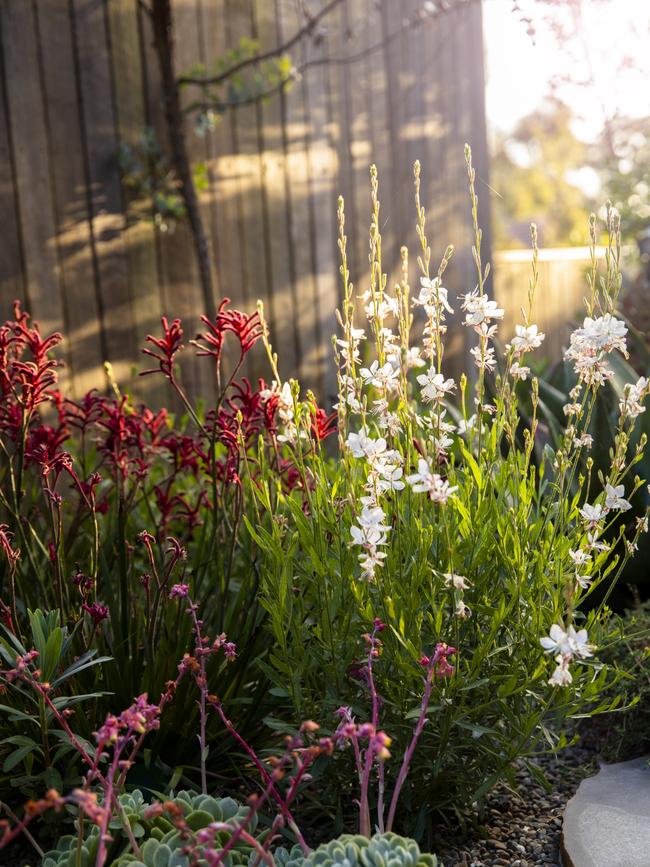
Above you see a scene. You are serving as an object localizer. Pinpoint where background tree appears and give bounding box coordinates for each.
[491,97,594,248]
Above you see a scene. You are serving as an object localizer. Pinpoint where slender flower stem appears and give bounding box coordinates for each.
[385,663,436,832]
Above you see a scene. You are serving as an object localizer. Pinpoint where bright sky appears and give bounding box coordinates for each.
[483,0,650,141]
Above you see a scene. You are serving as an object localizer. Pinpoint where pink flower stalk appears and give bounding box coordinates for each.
[385,642,456,832]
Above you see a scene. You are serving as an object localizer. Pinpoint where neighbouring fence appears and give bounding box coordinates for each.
[0,0,490,403]
[492,246,609,360]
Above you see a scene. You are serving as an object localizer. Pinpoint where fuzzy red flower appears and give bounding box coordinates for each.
[194,298,263,364]
[310,403,337,441]
[25,425,72,478]
[82,602,109,625]
[141,317,184,379]
[0,303,62,418]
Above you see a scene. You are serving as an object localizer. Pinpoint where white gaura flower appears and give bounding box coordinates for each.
[357,505,390,532]
[636,515,649,533]
[586,531,609,552]
[431,431,454,458]
[360,360,399,391]
[549,654,573,687]
[414,276,454,313]
[460,290,504,327]
[575,574,593,590]
[336,374,362,413]
[277,421,308,444]
[363,294,398,321]
[455,599,472,619]
[576,314,628,353]
[405,458,458,502]
[376,409,402,436]
[371,456,406,492]
[568,627,594,658]
[619,376,648,419]
[457,414,477,436]
[540,624,594,659]
[359,550,386,581]
[346,428,387,461]
[271,381,294,423]
[541,624,572,655]
[444,572,471,590]
[605,483,632,511]
[336,327,366,364]
[470,344,497,372]
[510,362,530,381]
[350,525,384,548]
[575,433,593,449]
[416,369,455,403]
[385,345,426,372]
[579,503,608,526]
[508,323,545,355]
[568,548,590,568]
[564,314,628,382]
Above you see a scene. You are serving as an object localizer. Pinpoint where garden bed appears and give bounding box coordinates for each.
[1,163,648,867]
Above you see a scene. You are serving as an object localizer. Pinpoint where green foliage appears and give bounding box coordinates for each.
[587,598,650,761]
[0,610,109,797]
[118,129,186,231]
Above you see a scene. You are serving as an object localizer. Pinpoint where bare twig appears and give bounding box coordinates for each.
[177,0,345,87]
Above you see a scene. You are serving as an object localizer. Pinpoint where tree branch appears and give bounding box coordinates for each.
[177,0,345,88]
[182,0,478,115]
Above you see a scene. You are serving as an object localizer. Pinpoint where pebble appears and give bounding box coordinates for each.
[431,742,598,867]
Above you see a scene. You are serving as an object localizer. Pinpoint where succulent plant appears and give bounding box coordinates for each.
[41,790,258,867]
[269,833,441,867]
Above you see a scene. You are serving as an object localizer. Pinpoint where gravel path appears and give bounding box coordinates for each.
[431,745,598,867]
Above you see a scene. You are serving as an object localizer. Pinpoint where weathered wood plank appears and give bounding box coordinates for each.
[252,0,300,382]
[302,0,338,403]
[224,0,272,384]
[0,20,25,314]
[35,0,104,396]
[72,0,137,387]
[0,1,65,340]
[198,0,241,381]
[107,0,162,365]
[275,0,320,391]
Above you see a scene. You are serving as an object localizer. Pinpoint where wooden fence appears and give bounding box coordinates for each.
[0,0,490,403]
[492,246,609,359]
